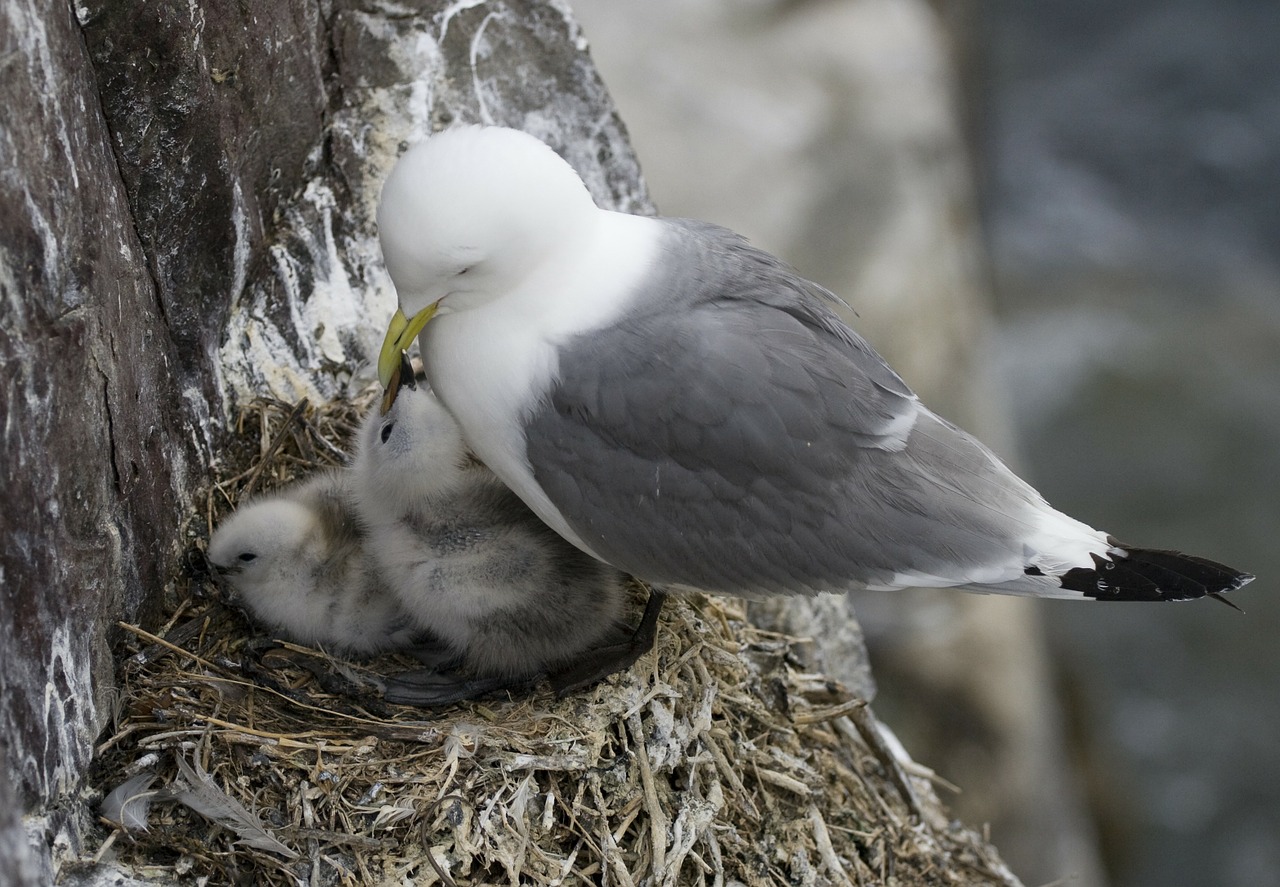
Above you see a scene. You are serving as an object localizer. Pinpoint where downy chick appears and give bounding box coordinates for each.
[207,471,423,657]
[351,373,634,701]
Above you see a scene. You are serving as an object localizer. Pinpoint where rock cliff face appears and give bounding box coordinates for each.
[0,1,643,879]
[2,0,198,834]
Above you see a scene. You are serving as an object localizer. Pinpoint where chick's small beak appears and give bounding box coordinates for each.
[377,304,438,388]
[380,351,418,415]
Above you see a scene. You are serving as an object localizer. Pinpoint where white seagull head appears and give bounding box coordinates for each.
[376,126,598,385]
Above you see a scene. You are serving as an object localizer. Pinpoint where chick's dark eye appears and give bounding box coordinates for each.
[238,552,257,563]
[380,421,395,444]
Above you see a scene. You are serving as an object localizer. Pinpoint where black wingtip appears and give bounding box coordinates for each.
[1059,545,1254,602]
[1207,592,1246,614]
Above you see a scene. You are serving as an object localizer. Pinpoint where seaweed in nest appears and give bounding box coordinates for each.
[83,387,1022,886]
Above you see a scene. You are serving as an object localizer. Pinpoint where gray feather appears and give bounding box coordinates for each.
[99,772,159,832]
[169,754,297,859]
[525,220,1045,596]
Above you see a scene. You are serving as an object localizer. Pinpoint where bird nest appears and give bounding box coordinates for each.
[85,390,1020,886]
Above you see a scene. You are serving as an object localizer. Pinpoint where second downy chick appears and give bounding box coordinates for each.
[351,372,634,703]
[207,471,424,657]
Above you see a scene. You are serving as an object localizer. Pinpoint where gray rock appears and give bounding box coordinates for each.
[0,771,44,887]
[0,0,644,879]
[2,0,198,833]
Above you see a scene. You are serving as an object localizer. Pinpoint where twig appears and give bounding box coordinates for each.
[809,806,853,886]
[419,794,466,887]
[242,398,309,500]
[792,697,868,725]
[627,712,667,875]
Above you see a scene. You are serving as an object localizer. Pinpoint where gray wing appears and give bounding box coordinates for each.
[523,220,1041,596]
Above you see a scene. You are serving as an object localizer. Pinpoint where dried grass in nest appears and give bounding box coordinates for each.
[88,389,1021,886]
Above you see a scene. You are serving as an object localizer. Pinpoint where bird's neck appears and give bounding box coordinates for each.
[506,209,664,339]
[424,209,663,411]
[419,210,663,557]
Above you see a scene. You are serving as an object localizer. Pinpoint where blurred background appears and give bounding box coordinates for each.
[979,2,1280,885]
[571,1,1279,885]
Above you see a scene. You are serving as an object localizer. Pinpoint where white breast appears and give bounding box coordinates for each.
[421,210,663,561]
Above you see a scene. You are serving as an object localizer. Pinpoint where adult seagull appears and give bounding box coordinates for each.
[374,126,1251,656]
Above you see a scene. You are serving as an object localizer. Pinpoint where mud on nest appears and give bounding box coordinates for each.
[84,388,1021,886]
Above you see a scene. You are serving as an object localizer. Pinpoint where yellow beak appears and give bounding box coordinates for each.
[377,303,438,388]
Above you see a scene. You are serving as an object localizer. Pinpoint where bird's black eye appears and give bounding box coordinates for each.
[457,265,472,276]
[238,552,258,563]
[380,421,395,444]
